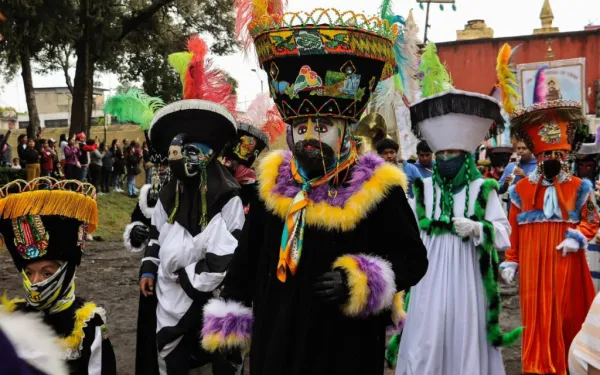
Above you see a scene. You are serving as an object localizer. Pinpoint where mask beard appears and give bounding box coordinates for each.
[293,139,335,177]
[542,159,562,180]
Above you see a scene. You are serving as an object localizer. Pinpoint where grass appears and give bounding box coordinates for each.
[95,191,138,241]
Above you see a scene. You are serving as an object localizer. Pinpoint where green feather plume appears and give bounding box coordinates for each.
[168,51,193,87]
[419,42,453,97]
[103,89,164,131]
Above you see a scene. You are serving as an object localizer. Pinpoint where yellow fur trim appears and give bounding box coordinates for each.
[202,333,251,354]
[391,291,406,327]
[333,255,370,316]
[257,151,407,231]
[57,302,97,351]
[0,189,98,232]
[0,292,25,313]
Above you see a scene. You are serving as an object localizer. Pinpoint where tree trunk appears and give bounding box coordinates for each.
[70,0,91,136]
[19,47,41,140]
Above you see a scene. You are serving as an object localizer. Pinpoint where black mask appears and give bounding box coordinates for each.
[542,159,562,180]
[293,139,335,177]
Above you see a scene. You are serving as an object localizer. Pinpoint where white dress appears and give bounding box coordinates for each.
[396,178,510,375]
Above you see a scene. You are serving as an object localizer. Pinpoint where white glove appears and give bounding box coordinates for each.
[556,238,581,257]
[452,217,482,238]
[499,262,518,285]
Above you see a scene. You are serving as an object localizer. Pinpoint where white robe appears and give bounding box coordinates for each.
[396,178,510,375]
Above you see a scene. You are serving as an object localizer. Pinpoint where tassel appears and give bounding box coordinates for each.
[168,181,180,224]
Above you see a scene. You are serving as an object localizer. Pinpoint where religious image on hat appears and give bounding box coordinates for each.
[149,36,238,158]
[229,93,286,167]
[104,88,166,163]
[409,42,505,152]
[238,6,399,123]
[0,178,98,311]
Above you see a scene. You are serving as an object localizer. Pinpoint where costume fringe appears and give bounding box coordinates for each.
[0,292,25,313]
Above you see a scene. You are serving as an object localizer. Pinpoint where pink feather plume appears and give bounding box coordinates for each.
[183,35,237,114]
[235,0,287,55]
[238,93,285,144]
[533,66,548,104]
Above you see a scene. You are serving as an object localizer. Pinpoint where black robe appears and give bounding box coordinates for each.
[15,298,117,375]
[217,151,428,375]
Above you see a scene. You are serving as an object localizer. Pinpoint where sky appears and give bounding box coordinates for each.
[0,0,598,112]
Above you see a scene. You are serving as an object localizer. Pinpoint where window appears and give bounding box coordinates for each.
[45,119,69,128]
[18,121,28,129]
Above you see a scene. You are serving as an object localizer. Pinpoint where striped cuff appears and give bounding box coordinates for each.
[566,228,588,250]
[201,299,253,354]
[333,254,396,317]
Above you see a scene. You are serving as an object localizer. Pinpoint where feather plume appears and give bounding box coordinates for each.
[238,93,285,144]
[419,42,453,97]
[235,0,287,55]
[533,66,548,104]
[495,43,520,114]
[402,10,420,102]
[103,89,164,130]
[169,36,237,114]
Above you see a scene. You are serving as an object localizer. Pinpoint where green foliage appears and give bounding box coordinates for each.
[226,74,238,96]
[0,168,27,185]
[419,42,453,97]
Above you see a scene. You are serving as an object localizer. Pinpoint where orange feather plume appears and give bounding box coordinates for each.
[495,43,519,115]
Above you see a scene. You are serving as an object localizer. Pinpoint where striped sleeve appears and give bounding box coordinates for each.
[569,292,600,375]
[178,196,245,299]
[140,199,168,277]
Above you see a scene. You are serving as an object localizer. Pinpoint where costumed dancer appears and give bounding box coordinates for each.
[223,93,286,211]
[498,44,597,375]
[395,42,520,375]
[200,3,428,375]
[137,36,245,374]
[0,309,68,375]
[103,89,169,375]
[576,129,600,292]
[0,177,117,374]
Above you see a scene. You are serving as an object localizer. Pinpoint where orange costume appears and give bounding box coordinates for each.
[498,53,598,374]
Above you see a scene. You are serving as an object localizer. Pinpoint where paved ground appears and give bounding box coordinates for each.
[0,242,523,375]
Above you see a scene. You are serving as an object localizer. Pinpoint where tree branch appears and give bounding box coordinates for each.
[117,0,175,41]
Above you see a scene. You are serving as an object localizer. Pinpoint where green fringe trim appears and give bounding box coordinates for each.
[385,333,401,368]
[414,177,521,347]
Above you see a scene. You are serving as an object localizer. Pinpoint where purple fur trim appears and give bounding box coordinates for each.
[202,307,253,339]
[271,152,386,208]
[353,254,388,315]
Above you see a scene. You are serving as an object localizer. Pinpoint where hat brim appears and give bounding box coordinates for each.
[149,100,237,157]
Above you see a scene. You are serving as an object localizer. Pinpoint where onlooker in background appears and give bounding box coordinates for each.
[89,139,105,194]
[122,138,130,149]
[101,142,113,194]
[11,158,21,169]
[48,139,63,179]
[125,144,141,198]
[111,139,125,192]
[0,129,12,166]
[415,140,435,178]
[63,136,81,181]
[376,138,421,198]
[23,138,40,181]
[16,134,27,168]
[59,134,68,170]
[499,141,536,193]
[142,141,152,185]
[76,133,90,182]
[39,139,55,177]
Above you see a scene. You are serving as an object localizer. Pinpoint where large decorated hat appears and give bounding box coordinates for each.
[495,43,588,155]
[149,36,238,157]
[0,178,98,271]
[229,93,286,167]
[409,43,504,153]
[236,2,399,122]
[104,89,166,163]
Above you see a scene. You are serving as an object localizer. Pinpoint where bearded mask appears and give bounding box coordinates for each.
[291,117,350,175]
[538,150,568,180]
[168,134,214,182]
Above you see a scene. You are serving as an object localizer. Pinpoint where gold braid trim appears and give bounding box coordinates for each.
[57,302,97,352]
[0,178,98,233]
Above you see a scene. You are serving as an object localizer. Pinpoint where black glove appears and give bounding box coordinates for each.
[212,350,243,375]
[130,224,150,246]
[313,269,349,304]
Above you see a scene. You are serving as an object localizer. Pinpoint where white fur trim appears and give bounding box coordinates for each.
[138,184,154,219]
[410,88,500,107]
[367,254,397,312]
[123,221,148,253]
[203,298,252,318]
[0,309,69,375]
